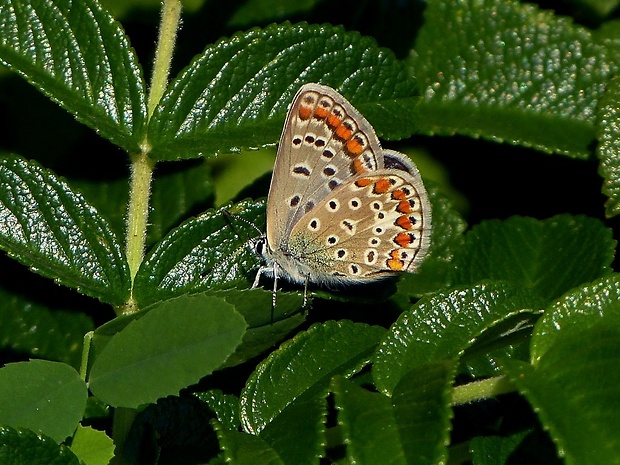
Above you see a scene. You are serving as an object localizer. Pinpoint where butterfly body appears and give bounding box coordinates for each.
[253,83,431,299]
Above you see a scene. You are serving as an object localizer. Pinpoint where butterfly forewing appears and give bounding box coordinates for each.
[287,164,431,283]
[266,84,385,251]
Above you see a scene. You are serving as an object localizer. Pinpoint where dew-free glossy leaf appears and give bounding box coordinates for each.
[503,324,620,465]
[335,361,454,465]
[214,423,284,465]
[450,215,614,303]
[373,281,544,395]
[211,289,306,367]
[133,199,265,307]
[147,22,417,160]
[0,155,130,305]
[240,321,384,465]
[194,389,240,432]
[240,321,384,463]
[0,425,81,465]
[88,294,247,408]
[413,0,612,157]
[0,0,147,152]
[0,360,88,443]
[241,321,385,434]
[531,273,620,364]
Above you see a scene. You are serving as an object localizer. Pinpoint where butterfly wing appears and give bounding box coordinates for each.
[266,83,386,253]
[285,157,432,285]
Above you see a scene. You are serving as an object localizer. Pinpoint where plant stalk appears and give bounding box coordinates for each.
[451,375,515,405]
[123,0,183,315]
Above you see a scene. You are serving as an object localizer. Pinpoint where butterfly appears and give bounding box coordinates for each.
[252,83,431,305]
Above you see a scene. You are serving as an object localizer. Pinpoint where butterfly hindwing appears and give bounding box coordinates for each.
[286,163,431,284]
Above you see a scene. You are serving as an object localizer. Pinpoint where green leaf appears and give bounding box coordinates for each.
[194,390,240,432]
[502,324,620,465]
[240,321,385,464]
[211,289,306,368]
[334,361,454,465]
[0,0,147,152]
[412,0,611,157]
[531,273,620,364]
[88,294,247,408]
[69,425,114,465]
[147,22,417,161]
[0,286,93,369]
[133,199,264,307]
[0,360,88,443]
[596,74,620,217]
[120,394,226,463]
[214,423,284,465]
[0,425,81,465]
[147,160,215,246]
[74,160,215,250]
[373,281,544,395]
[450,215,614,303]
[0,155,131,305]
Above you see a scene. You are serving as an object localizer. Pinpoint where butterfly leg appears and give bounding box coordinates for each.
[252,266,267,288]
[302,275,309,308]
[271,263,279,308]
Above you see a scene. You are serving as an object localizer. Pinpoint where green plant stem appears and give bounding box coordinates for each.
[451,375,516,405]
[125,152,155,285]
[148,0,182,119]
[123,0,182,314]
[79,331,93,381]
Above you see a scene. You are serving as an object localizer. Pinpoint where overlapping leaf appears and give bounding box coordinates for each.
[89,294,247,408]
[133,199,265,307]
[147,22,418,160]
[596,74,620,217]
[0,0,147,152]
[0,425,81,464]
[373,281,544,395]
[503,325,620,465]
[450,215,614,303]
[240,321,385,464]
[0,155,130,305]
[413,0,612,157]
[0,360,88,443]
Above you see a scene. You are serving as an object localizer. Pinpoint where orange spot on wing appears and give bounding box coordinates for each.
[373,178,391,194]
[395,215,413,230]
[335,124,353,140]
[394,232,413,247]
[346,137,364,155]
[387,251,404,271]
[298,106,313,120]
[391,189,407,200]
[353,159,366,174]
[355,178,372,187]
[327,114,341,128]
[396,199,412,214]
[315,107,329,119]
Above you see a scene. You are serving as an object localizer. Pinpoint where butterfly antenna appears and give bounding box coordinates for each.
[222,209,264,237]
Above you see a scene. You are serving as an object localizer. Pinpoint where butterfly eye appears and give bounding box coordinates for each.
[253,237,266,255]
